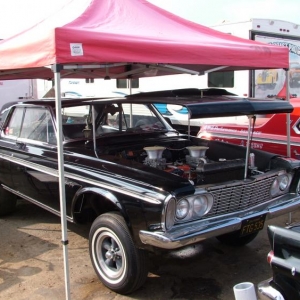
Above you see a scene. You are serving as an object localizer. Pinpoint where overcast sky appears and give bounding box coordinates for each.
[148,0,300,26]
[0,0,299,38]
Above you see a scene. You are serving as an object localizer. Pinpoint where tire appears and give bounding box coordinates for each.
[89,212,148,294]
[0,186,17,216]
[216,231,259,247]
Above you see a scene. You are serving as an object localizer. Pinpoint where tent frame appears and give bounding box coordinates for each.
[53,65,71,299]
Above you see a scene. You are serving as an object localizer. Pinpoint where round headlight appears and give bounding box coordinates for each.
[193,197,208,216]
[270,178,279,197]
[279,175,289,191]
[193,194,213,217]
[176,199,189,219]
[270,174,290,197]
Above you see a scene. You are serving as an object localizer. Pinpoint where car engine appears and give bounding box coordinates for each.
[121,144,246,185]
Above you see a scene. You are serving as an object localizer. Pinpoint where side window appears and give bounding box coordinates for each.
[108,103,163,130]
[4,107,24,138]
[61,105,90,124]
[20,108,56,144]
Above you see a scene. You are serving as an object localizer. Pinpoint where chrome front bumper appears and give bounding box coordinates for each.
[139,194,300,250]
[258,279,285,300]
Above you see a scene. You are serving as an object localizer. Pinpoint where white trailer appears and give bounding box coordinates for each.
[0,79,38,108]
[211,18,300,98]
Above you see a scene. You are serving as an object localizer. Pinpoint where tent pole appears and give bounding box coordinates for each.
[53,67,71,300]
[129,78,132,95]
[285,68,292,224]
[128,79,133,127]
[286,69,291,158]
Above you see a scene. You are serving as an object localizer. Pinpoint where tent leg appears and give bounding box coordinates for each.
[286,69,291,158]
[54,70,71,300]
[286,69,292,225]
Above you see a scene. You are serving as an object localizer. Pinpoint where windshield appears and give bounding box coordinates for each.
[61,102,168,140]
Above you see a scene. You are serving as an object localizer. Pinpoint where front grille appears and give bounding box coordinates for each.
[204,174,277,218]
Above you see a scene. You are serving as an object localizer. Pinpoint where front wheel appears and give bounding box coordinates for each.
[89,212,148,294]
[216,231,259,246]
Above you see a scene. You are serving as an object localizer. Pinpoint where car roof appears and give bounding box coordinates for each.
[0,101,20,112]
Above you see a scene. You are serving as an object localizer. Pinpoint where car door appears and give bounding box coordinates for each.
[1,105,80,217]
[0,106,23,188]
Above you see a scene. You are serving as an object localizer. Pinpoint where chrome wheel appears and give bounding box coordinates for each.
[92,227,126,284]
[89,213,148,294]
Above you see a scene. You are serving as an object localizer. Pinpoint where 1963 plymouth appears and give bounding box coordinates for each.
[0,88,300,294]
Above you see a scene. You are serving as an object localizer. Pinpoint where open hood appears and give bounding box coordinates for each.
[186,98,293,119]
[126,88,294,118]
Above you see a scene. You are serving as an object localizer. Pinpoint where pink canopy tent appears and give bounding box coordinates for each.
[0,0,290,298]
[0,0,289,80]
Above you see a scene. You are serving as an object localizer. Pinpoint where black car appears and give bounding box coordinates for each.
[258,224,300,300]
[0,88,300,294]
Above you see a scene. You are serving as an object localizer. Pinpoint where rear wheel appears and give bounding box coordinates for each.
[89,212,148,294]
[216,231,259,246]
[0,186,17,216]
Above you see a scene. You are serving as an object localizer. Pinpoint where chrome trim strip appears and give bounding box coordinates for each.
[3,185,73,222]
[0,153,164,205]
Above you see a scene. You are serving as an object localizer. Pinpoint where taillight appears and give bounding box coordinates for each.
[267,250,274,264]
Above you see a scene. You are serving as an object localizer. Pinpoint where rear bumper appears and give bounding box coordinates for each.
[139,194,300,250]
[258,279,284,300]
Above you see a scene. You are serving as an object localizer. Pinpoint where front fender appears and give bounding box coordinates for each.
[72,186,123,213]
[71,186,152,248]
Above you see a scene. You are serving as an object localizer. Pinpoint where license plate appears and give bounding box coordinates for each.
[240,214,266,237]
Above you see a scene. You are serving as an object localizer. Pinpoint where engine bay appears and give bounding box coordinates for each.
[119,141,247,185]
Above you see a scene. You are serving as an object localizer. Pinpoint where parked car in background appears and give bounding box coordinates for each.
[154,88,237,135]
[258,224,300,300]
[198,97,300,159]
[1,89,300,294]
